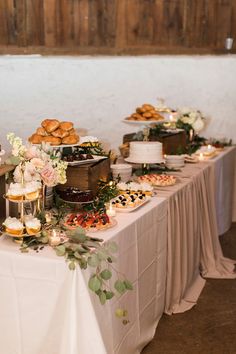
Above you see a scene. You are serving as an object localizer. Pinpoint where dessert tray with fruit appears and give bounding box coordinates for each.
[117,181,154,196]
[138,174,177,187]
[64,211,116,232]
[111,192,151,212]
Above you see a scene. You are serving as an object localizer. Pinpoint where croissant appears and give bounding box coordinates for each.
[59,121,74,131]
[42,119,60,133]
[62,135,79,145]
[52,128,69,138]
[36,127,48,136]
[28,134,44,144]
[42,136,61,145]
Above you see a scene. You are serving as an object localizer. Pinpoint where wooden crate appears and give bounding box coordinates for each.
[57,158,110,195]
[123,130,187,156]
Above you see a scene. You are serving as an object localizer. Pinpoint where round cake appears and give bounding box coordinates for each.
[125,141,163,164]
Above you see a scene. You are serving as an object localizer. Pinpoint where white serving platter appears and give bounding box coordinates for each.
[66,155,107,166]
[112,197,151,213]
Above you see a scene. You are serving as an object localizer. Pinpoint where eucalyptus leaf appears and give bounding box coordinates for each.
[88,253,100,267]
[55,245,66,257]
[100,269,112,280]
[69,261,76,270]
[74,251,82,260]
[99,291,106,305]
[124,280,133,290]
[88,275,102,292]
[114,280,126,294]
[105,291,114,300]
[108,241,118,254]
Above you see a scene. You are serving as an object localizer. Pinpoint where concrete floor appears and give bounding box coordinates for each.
[142,223,236,354]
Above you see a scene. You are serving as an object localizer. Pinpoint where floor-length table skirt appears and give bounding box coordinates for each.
[0,197,168,354]
[156,155,236,315]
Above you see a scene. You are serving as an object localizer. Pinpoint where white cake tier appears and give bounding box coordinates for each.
[126,141,164,164]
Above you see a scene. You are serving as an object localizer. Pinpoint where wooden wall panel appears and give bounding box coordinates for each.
[0,0,235,54]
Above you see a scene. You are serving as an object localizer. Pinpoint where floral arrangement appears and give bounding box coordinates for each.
[176,107,206,133]
[7,133,67,187]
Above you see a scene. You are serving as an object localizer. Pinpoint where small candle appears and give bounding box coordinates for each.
[45,212,52,223]
[49,229,61,246]
[106,202,116,217]
[207,144,212,150]
[169,114,174,122]
[189,129,194,142]
[199,153,204,161]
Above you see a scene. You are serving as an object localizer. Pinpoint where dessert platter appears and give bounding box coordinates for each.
[125,141,164,164]
[3,216,41,237]
[56,187,94,204]
[117,181,153,196]
[195,145,217,158]
[64,211,117,232]
[62,153,107,166]
[111,192,151,212]
[123,103,167,125]
[29,119,80,146]
[138,174,177,187]
[5,181,41,202]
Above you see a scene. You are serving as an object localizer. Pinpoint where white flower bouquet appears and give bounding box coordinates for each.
[176,107,206,133]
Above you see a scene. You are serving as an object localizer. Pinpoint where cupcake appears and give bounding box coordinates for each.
[24,181,40,200]
[6,183,25,201]
[3,217,24,236]
[139,182,153,196]
[24,216,41,235]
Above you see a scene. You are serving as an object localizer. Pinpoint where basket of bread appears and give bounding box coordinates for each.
[125,103,164,122]
[29,119,79,146]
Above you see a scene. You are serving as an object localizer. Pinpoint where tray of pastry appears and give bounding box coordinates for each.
[111,192,151,212]
[28,119,80,146]
[62,154,107,165]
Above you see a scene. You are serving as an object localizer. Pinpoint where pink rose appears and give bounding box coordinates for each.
[31,158,45,170]
[40,163,57,187]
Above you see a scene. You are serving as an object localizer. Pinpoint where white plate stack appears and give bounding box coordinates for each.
[165,155,185,169]
[111,164,132,182]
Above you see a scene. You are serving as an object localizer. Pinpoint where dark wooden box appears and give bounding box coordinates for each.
[57,158,110,195]
[123,130,187,155]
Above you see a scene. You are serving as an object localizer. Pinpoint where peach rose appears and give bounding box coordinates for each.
[41,163,57,187]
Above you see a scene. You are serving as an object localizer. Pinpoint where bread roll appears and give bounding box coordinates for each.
[143,112,152,118]
[36,127,48,136]
[42,136,61,145]
[68,128,76,135]
[43,119,60,133]
[62,135,79,145]
[29,134,43,144]
[59,121,74,131]
[52,128,69,138]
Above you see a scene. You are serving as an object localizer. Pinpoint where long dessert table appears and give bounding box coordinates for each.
[0,147,235,354]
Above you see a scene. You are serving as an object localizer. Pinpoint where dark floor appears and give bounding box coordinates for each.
[142,223,236,354]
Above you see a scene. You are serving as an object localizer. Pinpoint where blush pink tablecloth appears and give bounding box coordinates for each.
[155,158,236,315]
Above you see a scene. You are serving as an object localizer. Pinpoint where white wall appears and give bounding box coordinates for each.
[0,55,235,155]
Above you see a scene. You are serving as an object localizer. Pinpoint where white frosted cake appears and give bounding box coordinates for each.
[126,141,163,163]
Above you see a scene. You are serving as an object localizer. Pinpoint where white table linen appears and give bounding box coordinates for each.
[0,197,168,354]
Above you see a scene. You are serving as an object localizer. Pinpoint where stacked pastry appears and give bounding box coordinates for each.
[29,119,79,145]
[125,104,164,121]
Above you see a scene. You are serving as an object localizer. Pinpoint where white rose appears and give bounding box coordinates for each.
[192,118,204,133]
